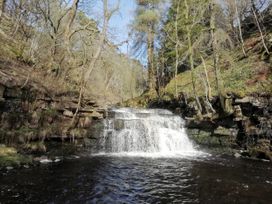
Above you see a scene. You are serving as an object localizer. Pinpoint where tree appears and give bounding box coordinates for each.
[132,0,161,91]
[209,1,233,114]
[250,0,270,54]
[71,0,120,125]
[0,0,6,21]
[234,0,247,57]
[34,0,80,78]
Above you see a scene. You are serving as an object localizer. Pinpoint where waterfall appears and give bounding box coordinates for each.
[97,108,202,157]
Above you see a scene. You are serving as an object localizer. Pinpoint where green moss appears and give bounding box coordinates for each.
[0,146,32,167]
[187,129,233,148]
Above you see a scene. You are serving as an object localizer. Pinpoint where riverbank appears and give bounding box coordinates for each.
[0,59,106,168]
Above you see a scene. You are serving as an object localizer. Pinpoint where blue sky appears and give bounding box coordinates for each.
[109,0,137,54]
[88,0,152,65]
[89,0,147,63]
[90,0,137,53]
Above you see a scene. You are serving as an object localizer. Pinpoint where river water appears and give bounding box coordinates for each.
[1,108,272,203]
[1,156,272,204]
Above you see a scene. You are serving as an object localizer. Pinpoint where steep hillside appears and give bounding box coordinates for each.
[165,35,272,98]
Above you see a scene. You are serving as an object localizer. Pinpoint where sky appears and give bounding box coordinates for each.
[90,0,137,56]
[109,0,137,55]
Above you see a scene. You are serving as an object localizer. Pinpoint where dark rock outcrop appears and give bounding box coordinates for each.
[149,93,272,161]
[0,66,106,153]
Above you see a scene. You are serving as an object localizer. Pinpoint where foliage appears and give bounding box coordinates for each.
[0,0,146,104]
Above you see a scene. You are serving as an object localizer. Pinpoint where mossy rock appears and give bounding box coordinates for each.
[0,146,32,167]
[187,129,232,148]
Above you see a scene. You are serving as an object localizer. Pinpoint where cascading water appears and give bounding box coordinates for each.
[97,108,203,157]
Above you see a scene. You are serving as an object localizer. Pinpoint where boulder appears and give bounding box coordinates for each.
[234,152,241,158]
[63,110,73,117]
[249,139,272,161]
[235,97,251,104]
[214,126,237,137]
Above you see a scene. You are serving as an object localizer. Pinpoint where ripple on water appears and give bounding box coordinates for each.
[0,156,272,204]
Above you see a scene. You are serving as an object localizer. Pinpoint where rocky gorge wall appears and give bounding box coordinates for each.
[0,79,105,155]
[148,94,272,161]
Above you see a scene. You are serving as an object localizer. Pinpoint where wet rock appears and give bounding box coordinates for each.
[36,156,53,164]
[234,152,241,158]
[23,165,30,168]
[6,166,14,170]
[54,158,61,163]
[40,158,53,164]
[114,119,124,130]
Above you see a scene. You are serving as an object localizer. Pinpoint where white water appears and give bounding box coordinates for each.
[97,108,204,157]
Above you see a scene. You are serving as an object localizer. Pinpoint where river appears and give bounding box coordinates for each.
[1,155,272,203]
[0,108,272,203]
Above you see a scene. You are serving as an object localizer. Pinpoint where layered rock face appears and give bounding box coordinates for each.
[0,71,105,153]
[149,94,272,161]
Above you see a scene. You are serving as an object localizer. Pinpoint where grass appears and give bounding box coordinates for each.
[124,35,271,108]
[165,50,271,98]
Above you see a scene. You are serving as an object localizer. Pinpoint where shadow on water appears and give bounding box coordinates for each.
[1,155,272,204]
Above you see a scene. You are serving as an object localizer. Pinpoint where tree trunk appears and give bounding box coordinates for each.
[200,55,212,99]
[234,0,247,57]
[85,0,108,82]
[174,1,180,98]
[185,0,202,115]
[64,0,80,52]
[251,1,270,54]
[147,28,156,91]
[210,2,229,114]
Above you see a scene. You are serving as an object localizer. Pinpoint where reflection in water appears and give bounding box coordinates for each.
[1,156,272,204]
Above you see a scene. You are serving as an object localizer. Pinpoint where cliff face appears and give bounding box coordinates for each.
[0,59,105,155]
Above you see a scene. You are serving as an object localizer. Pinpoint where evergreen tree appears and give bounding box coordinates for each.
[132,0,161,91]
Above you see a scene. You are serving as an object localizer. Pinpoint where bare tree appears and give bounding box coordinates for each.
[70,0,120,126]
[84,0,120,82]
[251,0,270,54]
[234,0,247,57]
